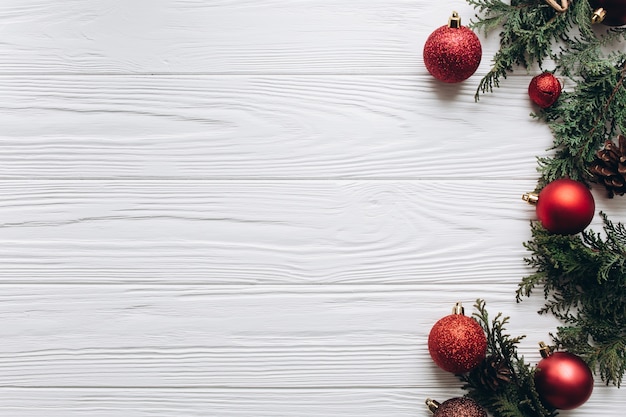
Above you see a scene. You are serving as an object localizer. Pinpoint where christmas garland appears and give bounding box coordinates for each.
[422,0,625,415]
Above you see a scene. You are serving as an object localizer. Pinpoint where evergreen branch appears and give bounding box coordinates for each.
[459,300,558,417]
[467,0,626,391]
[468,0,584,100]
[534,52,626,185]
[519,215,626,386]
[557,28,626,77]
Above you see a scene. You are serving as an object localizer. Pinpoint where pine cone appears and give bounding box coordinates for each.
[589,135,626,198]
[476,355,513,391]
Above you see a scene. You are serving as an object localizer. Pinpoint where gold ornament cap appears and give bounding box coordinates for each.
[426,398,441,413]
[539,341,553,358]
[592,7,607,23]
[448,11,461,28]
[522,192,539,204]
[452,302,465,315]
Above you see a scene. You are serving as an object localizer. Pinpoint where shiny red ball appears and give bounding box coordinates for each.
[428,314,487,373]
[591,0,626,25]
[423,25,482,83]
[536,179,595,234]
[535,352,594,410]
[528,73,561,108]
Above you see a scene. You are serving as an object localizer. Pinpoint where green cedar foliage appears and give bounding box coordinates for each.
[467,0,626,387]
[468,0,626,185]
[467,0,589,99]
[538,47,626,186]
[460,300,558,417]
[520,215,626,386]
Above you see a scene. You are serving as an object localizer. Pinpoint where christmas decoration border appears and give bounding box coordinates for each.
[424,0,626,415]
[467,0,626,388]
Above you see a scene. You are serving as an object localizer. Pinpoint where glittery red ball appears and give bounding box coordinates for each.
[535,352,594,410]
[428,314,487,373]
[536,178,595,235]
[528,72,561,108]
[590,0,626,25]
[423,24,482,83]
[433,398,487,417]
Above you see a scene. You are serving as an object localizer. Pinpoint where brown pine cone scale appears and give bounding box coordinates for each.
[589,135,626,198]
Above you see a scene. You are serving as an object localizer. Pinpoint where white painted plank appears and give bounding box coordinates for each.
[0,387,620,417]
[0,283,586,387]
[0,75,553,179]
[0,388,445,417]
[0,178,564,284]
[0,283,624,416]
[0,282,618,417]
[0,0,502,74]
[0,179,618,285]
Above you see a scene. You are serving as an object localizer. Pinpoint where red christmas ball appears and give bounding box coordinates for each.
[423,12,482,83]
[591,0,626,26]
[534,345,594,410]
[535,178,595,235]
[426,397,487,417]
[528,73,561,108]
[428,303,487,373]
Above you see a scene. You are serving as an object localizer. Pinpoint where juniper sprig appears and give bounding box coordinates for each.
[467,0,589,100]
[520,214,626,386]
[459,300,558,417]
[468,0,626,387]
[536,54,626,186]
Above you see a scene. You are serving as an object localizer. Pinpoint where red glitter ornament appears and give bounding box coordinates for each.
[528,72,561,108]
[523,178,595,235]
[428,303,487,374]
[426,397,487,417]
[423,12,482,83]
[591,0,626,26]
[534,343,594,410]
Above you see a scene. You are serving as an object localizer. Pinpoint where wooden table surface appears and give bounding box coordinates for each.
[0,1,624,415]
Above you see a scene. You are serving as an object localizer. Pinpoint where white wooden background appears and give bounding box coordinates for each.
[0,1,624,416]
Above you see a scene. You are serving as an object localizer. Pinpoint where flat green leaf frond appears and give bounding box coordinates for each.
[520,215,626,385]
[471,0,578,99]
[467,0,626,389]
[536,55,626,183]
[460,301,558,417]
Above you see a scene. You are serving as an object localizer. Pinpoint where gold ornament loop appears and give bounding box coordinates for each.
[544,0,569,12]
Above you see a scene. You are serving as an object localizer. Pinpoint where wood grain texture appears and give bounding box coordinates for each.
[0,0,503,74]
[0,388,449,417]
[0,283,616,417]
[0,178,559,284]
[0,283,577,387]
[1,0,624,415]
[0,75,553,179]
[0,387,622,417]
[0,179,618,285]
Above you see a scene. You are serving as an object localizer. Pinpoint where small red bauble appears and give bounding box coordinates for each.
[591,0,626,26]
[423,12,482,83]
[428,303,487,374]
[534,343,594,410]
[528,72,561,108]
[524,178,595,234]
[426,397,487,417]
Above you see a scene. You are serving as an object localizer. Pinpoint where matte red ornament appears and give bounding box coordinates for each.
[523,178,595,235]
[423,12,482,83]
[528,72,561,108]
[591,0,626,26]
[428,303,487,374]
[534,343,594,410]
[426,397,487,417]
